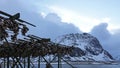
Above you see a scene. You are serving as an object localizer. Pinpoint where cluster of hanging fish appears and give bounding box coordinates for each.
[0,35,74,58]
[0,11,34,41]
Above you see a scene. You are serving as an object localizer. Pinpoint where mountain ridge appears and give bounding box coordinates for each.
[54,33,114,61]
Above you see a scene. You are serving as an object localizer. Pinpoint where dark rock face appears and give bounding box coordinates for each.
[55,33,113,61]
[86,38,103,55]
[104,50,114,59]
[70,47,86,57]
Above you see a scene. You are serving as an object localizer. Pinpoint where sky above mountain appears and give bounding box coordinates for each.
[36,0,120,33]
[0,0,120,57]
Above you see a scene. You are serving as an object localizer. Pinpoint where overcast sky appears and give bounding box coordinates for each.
[38,0,120,33]
[0,0,120,57]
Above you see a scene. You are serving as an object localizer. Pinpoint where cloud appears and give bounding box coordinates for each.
[45,13,61,23]
[48,6,113,32]
[90,23,120,57]
[100,32,120,57]
[29,13,81,39]
[90,23,111,42]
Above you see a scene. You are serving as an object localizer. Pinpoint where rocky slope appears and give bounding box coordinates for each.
[54,33,113,61]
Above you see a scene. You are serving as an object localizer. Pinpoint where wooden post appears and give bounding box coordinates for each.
[38,56,40,68]
[3,57,5,68]
[7,56,9,68]
[3,35,10,68]
[24,58,26,68]
[58,53,62,68]
[27,56,30,68]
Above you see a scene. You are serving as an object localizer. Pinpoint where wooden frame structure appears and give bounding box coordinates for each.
[0,11,76,68]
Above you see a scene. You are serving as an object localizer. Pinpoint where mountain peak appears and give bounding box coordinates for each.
[54,33,113,61]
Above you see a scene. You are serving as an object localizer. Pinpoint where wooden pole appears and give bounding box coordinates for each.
[3,35,10,68]
[3,58,5,68]
[24,58,26,68]
[38,56,40,68]
[58,53,62,68]
[27,56,30,68]
[7,56,9,68]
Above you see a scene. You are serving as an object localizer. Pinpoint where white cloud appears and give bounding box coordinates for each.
[40,12,47,17]
[107,23,120,34]
[102,17,111,23]
[48,6,119,33]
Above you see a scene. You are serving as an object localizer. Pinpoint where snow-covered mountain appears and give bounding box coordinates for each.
[54,33,114,61]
